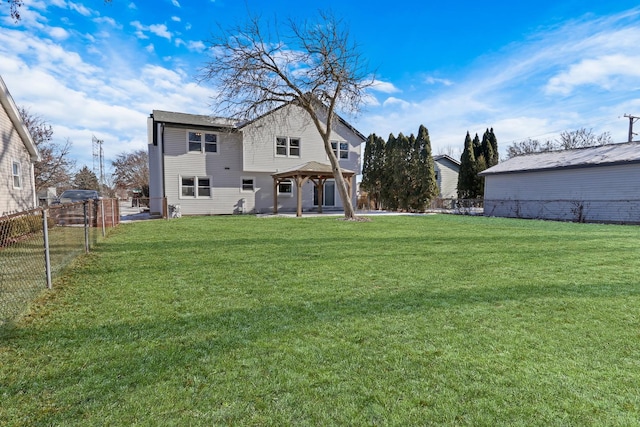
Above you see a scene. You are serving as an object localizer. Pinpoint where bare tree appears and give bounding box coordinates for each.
[200,11,374,219]
[506,128,613,159]
[111,150,149,196]
[506,138,555,159]
[556,128,612,150]
[18,107,75,192]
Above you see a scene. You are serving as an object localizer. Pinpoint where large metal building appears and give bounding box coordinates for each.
[480,142,640,223]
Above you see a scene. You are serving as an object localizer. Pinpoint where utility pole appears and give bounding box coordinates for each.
[92,135,105,194]
[623,114,639,142]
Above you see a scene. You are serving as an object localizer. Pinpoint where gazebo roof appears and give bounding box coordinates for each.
[271,161,355,179]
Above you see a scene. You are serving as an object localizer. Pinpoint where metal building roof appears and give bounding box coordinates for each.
[480,141,640,176]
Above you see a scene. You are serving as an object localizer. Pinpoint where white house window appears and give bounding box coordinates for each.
[12,161,21,188]
[181,177,195,196]
[204,134,217,153]
[198,177,211,197]
[241,178,255,192]
[181,176,212,198]
[278,180,293,196]
[276,137,301,157]
[331,141,349,159]
[188,131,217,153]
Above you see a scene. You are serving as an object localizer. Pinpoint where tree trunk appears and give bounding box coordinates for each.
[324,138,356,219]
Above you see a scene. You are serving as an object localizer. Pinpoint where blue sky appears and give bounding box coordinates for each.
[1,0,640,173]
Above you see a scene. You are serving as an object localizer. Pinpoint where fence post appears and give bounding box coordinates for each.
[101,199,106,237]
[42,209,52,290]
[84,201,89,253]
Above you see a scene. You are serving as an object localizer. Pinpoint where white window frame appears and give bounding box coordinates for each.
[241,177,255,192]
[179,175,213,199]
[187,130,218,154]
[277,179,294,197]
[11,160,21,189]
[331,141,349,160]
[275,136,301,158]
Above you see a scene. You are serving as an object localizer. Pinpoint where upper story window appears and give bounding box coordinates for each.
[331,141,349,159]
[276,137,300,157]
[12,161,21,188]
[188,131,217,153]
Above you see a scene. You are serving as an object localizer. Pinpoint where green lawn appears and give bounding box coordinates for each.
[2,215,640,426]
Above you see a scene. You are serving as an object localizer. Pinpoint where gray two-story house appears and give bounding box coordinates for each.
[1,75,40,216]
[147,104,366,216]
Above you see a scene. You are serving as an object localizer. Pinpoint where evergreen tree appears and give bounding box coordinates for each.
[380,133,404,210]
[394,133,412,211]
[488,128,499,166]
[73,166,100,191]
[360,134,386,209]
[411,125,438,210]
[457,132,478,198]
[380,133,398,210]
[472,133,482,160]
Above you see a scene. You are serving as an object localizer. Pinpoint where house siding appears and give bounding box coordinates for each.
[0,101,36,215]
[483,163,640,223]
[242,104,361,175]
[149,106,363,215]
[434,157,459,198]
[161,127,245,215]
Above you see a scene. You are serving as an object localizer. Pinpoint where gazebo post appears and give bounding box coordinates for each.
[273,179,278,214]
[317,178,325,214]
[295,175,303,217]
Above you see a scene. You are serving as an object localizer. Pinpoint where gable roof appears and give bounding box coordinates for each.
[0,75,40,161]
[151,110,238,131]
[480,141,640,176]
[433,154,461,166]
[237,98,367,143]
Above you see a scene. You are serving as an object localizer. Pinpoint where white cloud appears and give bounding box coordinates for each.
[371,79,400,94]
[68,2,92,17]
[425,76,453,86]
[171,16,181,22]
[93,16,120,28]
[130,21,149,39]
[149,23,171,40]
[130,21,172,41]
[171,0,180,7]
[545,54,640,95]
[382,97,411,109]
[187,40,205,52]
[47,26,69,40]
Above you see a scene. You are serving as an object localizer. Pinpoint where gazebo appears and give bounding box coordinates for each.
[271,161,356,217]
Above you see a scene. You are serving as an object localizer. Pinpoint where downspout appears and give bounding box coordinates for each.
[30,161,37,208]
[160,122,166,198]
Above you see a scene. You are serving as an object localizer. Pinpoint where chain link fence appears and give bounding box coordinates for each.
[0,199,119,326]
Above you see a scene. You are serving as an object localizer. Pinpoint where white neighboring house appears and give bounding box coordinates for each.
[147,104,366,216]
[433,154,460,198]
[0,75,40,216]
[480,141,640,223]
